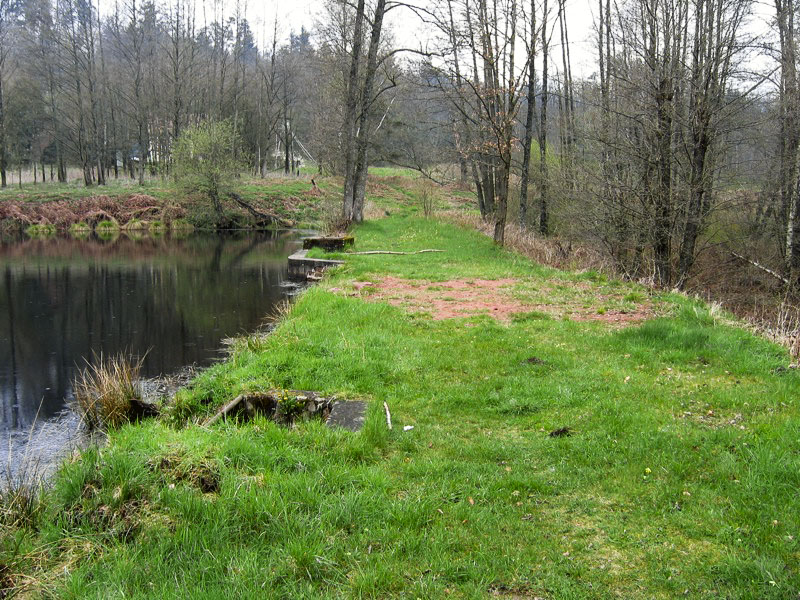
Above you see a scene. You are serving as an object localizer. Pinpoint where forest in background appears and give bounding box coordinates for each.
[0,0,797,320]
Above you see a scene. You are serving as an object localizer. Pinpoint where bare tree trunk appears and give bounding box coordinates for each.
[519,0,536,228]
[342,0,366,221]
[283,114,290,175]
[538,0,549,235]
[351,0,389,223]
[0,74,6,188]
[557,0,574,187]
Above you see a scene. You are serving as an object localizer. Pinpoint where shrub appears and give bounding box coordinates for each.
[320,194,350,235]
[173,119,246,225]
[417,181,435,217]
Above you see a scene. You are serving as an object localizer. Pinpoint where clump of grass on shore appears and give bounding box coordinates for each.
[24,223,56,238]
[95,219,119,233]
[170,218,193,231]
[73,353,144,430]
[148,221,167,234]
[121,218,147,231]
[68,222,91,238]
[95,219,120,241]
[0,451,44,531]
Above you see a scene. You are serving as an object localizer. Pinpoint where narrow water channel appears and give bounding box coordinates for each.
[0,230,301,474]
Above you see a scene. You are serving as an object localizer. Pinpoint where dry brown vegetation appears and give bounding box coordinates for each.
[73,353,145,430]
[0,194,184,231]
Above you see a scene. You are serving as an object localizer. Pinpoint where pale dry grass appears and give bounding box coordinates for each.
[319,194,350,236]
[363,200,386,220]
[439,210,612,273]
[73,353,144,429]
[744,301,800,361]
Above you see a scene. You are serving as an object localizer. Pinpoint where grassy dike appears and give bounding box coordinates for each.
[6,213,800,598]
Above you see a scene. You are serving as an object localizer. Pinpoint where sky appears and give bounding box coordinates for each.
[166,0,776,81]
[192,0,602,77]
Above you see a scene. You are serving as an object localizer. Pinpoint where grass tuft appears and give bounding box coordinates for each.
[68,221,91,237]
[148,220,167,234]
[73,353,145,430]
[24,223,56,238]
[95,219,119,232]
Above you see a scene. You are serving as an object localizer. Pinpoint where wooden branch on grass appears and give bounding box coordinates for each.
[205,395,245,426]
[350,249,444,255]
[383,401,392,430]
[730,251,789,285]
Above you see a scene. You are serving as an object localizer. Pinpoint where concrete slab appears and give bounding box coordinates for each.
[326,400,367,432]
[287,249,344,281]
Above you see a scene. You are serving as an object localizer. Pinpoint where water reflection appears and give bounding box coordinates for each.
[0,231,299,431]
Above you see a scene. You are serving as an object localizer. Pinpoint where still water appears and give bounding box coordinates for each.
[0,231,300,470]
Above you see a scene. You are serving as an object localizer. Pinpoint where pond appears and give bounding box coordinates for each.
[0,230,301,475]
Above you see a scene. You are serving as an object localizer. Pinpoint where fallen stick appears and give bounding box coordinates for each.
[350,249,444,255]
[730,251,789,285]
[205,395,245,426]
[383,401,392,430]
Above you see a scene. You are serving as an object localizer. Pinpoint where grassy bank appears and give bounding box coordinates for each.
[4,198,800,598]
[0,174,334,233]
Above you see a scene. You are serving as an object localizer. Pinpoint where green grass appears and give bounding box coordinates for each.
[368,166,421,178]
[68,221,91,238]
[148,220,167,235]
[6,195,800,598]
[24,223,56,238]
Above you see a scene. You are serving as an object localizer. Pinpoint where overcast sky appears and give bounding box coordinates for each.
[164,0,775,81]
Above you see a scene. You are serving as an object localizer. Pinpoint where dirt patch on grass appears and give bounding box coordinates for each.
[339,276,657,325]
[358,277,524,321]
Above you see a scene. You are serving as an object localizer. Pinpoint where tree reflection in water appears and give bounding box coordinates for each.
[0,231,299,430]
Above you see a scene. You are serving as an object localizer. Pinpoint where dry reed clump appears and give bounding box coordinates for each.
[439,210,612,273]
[0,194,185,231]
[73,353,144,430]
[0,443,44,531]
[0,474,43,531]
